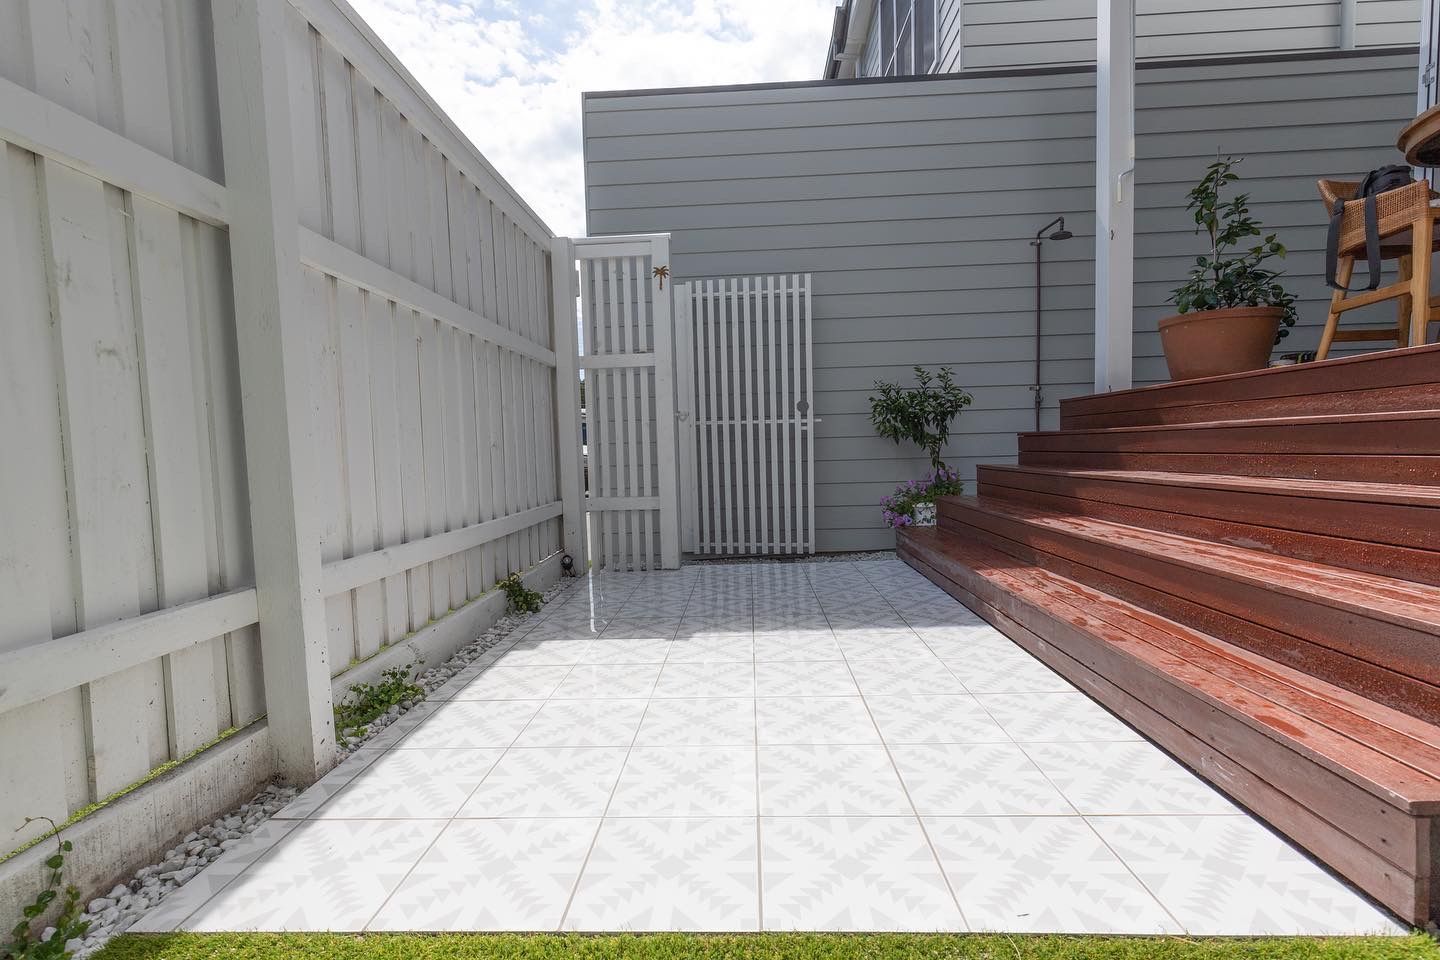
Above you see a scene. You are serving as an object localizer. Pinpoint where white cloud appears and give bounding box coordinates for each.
[346,0,837,236]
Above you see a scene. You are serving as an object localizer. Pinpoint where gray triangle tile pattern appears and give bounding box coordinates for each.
[141,561,1404,936]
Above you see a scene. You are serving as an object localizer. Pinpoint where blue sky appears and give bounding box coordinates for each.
[349,0,837,235]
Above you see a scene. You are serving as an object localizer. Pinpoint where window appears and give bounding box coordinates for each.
[874,0,937,78]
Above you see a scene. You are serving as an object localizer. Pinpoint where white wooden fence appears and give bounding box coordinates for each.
[0,0,573,850]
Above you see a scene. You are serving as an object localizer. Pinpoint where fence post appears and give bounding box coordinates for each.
[550,237,587,573]
[213,0,335,783]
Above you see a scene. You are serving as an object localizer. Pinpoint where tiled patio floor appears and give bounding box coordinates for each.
[137,559,1403,936]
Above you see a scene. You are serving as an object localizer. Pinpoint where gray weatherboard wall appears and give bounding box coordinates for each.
[862,0,1416,76]
[583,48,1418,552]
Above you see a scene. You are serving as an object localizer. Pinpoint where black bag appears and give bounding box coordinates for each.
[1325,164,1415,291]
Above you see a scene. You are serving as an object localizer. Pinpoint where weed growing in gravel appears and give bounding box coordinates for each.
[333,665,424,747]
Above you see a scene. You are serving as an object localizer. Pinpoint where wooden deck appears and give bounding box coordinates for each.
[899,343,1440,925]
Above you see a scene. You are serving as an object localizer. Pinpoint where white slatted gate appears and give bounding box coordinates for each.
[569,235,681,571]
[674,275,816,556]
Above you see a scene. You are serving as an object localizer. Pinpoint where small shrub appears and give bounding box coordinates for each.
[333,664,424,747]
[880,465,965,529]
[869,366,973,470]
[1169,155,1297,343]
[499,574,543,615]
[3,821,88,960]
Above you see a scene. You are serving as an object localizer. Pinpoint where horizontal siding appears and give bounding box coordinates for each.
[584,50,1417,552]
[909,0,1418,73]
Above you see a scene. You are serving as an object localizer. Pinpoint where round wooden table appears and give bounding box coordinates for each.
[1399,103,1440,167]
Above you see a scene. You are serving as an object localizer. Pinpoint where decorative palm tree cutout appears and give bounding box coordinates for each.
[652,264,670,289]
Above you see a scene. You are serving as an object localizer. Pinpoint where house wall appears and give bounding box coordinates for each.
[583,48,1418,552]
[0,0,566,870]
[857,0,1417,75]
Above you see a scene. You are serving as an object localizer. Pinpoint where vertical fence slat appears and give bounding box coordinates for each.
[791,275,804,554]
[367,297,408,643]
[805,274,816,555]
[758,275,772,555]
[778,274,792,557]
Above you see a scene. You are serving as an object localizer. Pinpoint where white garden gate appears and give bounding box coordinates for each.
[674,275,816,557]
[555,234,681,571]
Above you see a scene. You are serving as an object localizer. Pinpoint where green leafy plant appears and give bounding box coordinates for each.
[868,366,973,470]
[500,574,543,615]
[1170,155,1297,343]
[3,820,88,960]
[333,665,424,747]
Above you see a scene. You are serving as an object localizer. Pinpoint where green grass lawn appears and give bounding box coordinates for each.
[95,932,1440,960]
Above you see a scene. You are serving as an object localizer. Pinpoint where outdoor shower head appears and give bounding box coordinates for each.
[1031,216,1072,245]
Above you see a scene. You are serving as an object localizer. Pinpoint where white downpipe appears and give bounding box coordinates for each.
[1095,0,1136,393]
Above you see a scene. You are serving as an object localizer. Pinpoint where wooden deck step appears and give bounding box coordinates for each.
[976,464,1440,585]
[1020,410,1440,483]
[939,495,1440,725]
[1060,342,1440,429]
[897,525,1440,924]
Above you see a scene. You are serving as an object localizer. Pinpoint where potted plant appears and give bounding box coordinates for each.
[869,366,972,526]
[1162,156,1297,381]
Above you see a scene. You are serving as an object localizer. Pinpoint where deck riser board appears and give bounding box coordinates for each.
[1061,382,1440,430]
[900,533,1438,924]
[941,502,1440,721]
[974,472,1440,586]
[1018,451,1440,484]
[1022,415,1440,457]
[1059,342,1440,426]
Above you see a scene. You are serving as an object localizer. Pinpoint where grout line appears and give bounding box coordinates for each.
[556,567,697,930]
[806,563,972,932]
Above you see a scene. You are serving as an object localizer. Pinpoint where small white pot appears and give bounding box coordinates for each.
[912,502,937,527]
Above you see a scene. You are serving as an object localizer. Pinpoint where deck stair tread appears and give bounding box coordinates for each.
[901,527,1440,813]
[979,465,1440,507]
[1059,341,1440,426]
[943,495,1440,631]
[1025,408,1440,445]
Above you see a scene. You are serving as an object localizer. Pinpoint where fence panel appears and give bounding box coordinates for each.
[0,0,570,854]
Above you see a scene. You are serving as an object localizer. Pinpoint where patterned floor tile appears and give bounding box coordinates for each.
[511,698,649,748]
[924,816,1180,934]
[667,633,754,662]
[753,631,843,661]
[865,694,1010,744]
[1089,815,1404,935]
[609,746,757,816]
[834,631,937,661]
[760,816,962,931]
[635,697,755,746]
[452,665,575,700]
[368,819,597,931]
[653,661,755,698]
[756,696,879,745]
[552,663,662,699]
[944,654,1073,694]
[399,700,541,749]
[754,660,858,698]
[848,659,966,696]
[181,820,446,931]
[758,744,909,816]
[600,618,682,640]
[489,640,595,667]
[1022,741,1240,815]
[975,693,1142,742]
[579,637,674,664]
[890,743,1072,816]
[564,817,760,931]
[458,746,628,818]
[317,748,503,819]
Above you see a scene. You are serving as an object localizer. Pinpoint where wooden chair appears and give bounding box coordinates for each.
[1316,177,1440,360]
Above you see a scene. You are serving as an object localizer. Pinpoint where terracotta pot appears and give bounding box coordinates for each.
[1157,306,1283,381]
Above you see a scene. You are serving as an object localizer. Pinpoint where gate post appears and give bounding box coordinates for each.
[649,236,682,569]
[213,0,335,783]
[550,237,588,573]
